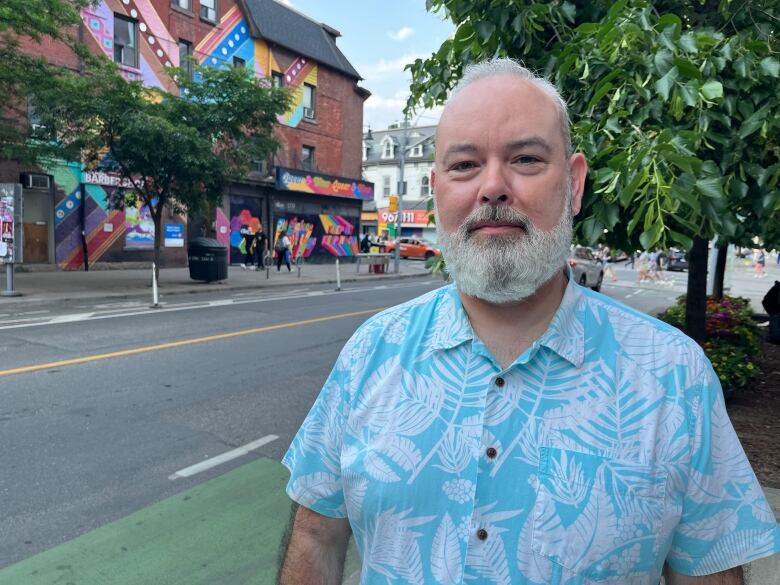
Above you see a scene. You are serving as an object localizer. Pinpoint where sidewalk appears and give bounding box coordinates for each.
[0,260,434,309]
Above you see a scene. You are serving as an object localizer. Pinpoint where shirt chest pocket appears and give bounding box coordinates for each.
[531,447,668,582]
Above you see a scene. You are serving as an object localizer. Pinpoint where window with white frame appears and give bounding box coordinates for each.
[411,145,423,157]
[303,84,315,119]
[382,175,391,197]
[200,0,217,21]
[382,138,393,159]
[421,176,430,197]
[113,14,138,68]
[171,0,191,10]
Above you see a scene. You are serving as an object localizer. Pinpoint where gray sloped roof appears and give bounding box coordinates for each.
[363,125,437,165]
[239,0,361,80]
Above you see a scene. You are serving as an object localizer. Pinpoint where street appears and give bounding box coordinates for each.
[0,263,775,584]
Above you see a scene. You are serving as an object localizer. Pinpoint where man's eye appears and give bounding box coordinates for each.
[514,156,542,165]
[450,161,477,172]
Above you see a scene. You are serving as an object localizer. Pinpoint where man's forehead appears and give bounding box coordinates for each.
[436,75,561,145]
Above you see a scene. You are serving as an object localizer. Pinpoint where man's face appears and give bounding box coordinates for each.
[432,75,588,302]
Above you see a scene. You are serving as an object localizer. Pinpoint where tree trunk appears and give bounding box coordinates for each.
[712,243,728,300]
[685,236,709,342]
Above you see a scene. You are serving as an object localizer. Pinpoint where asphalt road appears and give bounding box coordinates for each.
[0,269,701,583]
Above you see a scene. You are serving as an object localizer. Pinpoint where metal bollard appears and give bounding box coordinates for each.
[150,262,160,308]
[335,258,341,291]
[1,262,20,297]
[296,255,303,279]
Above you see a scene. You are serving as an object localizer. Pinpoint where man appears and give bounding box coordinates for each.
[254,223,268,270]
[279,59,780,584]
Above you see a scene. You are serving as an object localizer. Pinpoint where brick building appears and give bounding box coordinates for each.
[1,0,371,269]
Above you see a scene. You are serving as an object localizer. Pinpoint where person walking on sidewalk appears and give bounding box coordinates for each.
[278,58,780,585]
[239,224,256,270]
[254,224,268,270]
[274,232,292,272]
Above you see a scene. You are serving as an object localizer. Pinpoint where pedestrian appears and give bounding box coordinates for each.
[278,58,780,585]
[754,248,767,278]
[360,232,371,253]
[599,245,617,282]
[254,224,268,270]
[628,250,635,269]
[239,224,255,269]
[274,231,292,272]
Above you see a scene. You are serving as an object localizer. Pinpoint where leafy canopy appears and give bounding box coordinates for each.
[408,0,780,251]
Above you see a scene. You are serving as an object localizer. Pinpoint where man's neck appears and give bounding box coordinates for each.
[458,270,568,370]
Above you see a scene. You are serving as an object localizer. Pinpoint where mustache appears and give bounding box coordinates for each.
[460,205,531,236]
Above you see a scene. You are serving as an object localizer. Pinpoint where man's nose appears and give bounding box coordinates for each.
[477,160,510,205]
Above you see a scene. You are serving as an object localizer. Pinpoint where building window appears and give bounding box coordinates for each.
[113,14,138,68]
[171,0,191,10]
[200,0,217,21]
[301,145,315,171]
[382,139,393,159]
[303,84,315,119]
[271,71,283,88]
[421,176,430,197]
[233,56,245,68]
[411,145,423,157]
[179,40,193,79]
[382,175,391,197]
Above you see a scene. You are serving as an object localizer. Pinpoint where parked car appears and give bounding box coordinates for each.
[384,237,441,260]
[568,246,604,291]
[666,250,688,271]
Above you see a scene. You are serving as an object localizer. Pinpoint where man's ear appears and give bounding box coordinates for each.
[568,153,588,216]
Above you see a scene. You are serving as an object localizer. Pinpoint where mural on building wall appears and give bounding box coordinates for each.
[319,215,357,257]
[229,200,263,262]
[278,168,374,200]
[272,214,358,260]
[195,6,257,77]
[82,1,178,92]
[124,199,155,248]
[273,217,316,259]
[52,162,127,270]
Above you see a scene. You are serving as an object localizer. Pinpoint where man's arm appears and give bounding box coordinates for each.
[278,504,352,585]
[664,563,744,584]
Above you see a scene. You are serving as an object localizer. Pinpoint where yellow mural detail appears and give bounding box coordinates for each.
[305,66,317,86]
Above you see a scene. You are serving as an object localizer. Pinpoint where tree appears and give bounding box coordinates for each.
[31,58,290,279]
[0,0,95,161]
[408,0,779,340]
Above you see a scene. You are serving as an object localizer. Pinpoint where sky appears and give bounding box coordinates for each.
[277,0,454,131]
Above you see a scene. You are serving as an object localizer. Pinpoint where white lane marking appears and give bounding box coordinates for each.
[47,313,95,323]
[169,434,279,480]
[207,299,234,307]
[18,310,50,316]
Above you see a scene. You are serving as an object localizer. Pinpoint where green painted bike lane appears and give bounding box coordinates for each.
[0,458,360,585]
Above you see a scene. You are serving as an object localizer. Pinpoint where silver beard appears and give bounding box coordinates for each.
[435,184,573,303]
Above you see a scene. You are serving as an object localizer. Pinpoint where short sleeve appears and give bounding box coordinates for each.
[281,344,354,518]
[667,357,780,575]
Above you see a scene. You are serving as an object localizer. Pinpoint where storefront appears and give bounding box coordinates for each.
[224,167,374,265]
[377,208,437,242]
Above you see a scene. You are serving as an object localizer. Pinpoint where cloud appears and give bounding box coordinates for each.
[388,26,414,41]
[358,53,425,81]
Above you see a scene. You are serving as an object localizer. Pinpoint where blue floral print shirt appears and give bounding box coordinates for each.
[283,280,780,584]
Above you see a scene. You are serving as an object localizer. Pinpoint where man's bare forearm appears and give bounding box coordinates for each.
[278,505,351,585]
[664,563,744,584]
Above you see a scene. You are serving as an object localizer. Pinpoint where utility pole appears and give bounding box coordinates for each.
[394,112,408,274]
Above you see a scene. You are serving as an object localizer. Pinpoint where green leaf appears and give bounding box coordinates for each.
[654,49,674,76]
[679,80,699,107]
[679,33,698,54]
[587,81,613,110]
[581,216,604,245]
[473,21,496,42]
[696,176,725,199]
[619,169,646,206]
[655,66,679,101]
[700,80,723,100]
[760,57,780,78]
[739,106,769,139]
[669,230,693,250]
[673,58,702,79]
[639,221,663,250]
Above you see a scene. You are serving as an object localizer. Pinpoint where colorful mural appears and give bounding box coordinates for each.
[273,217,316,259]
[277,168,374,200]
[195,6,258,77]
[124,199,155,248]
[52,162,127,270]
[82,1,178,92]
[229,198,263,262]
[319,215,357,257]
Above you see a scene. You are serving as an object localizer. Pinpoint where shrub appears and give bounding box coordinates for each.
[659,295,760,395]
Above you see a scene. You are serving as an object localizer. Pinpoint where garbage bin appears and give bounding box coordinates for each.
[188,237,228,282]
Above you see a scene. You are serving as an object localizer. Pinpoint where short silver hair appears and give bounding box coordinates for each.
[447,58,573,159]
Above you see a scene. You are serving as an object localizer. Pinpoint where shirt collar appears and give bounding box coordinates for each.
[429,273,586,368]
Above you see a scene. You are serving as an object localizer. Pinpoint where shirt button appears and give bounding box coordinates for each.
[495,377,505,388]
[486,447,497,459]
[477,528,488,541]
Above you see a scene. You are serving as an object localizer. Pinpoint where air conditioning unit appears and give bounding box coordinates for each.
[21,173,51,190]
[303,107,315,119]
